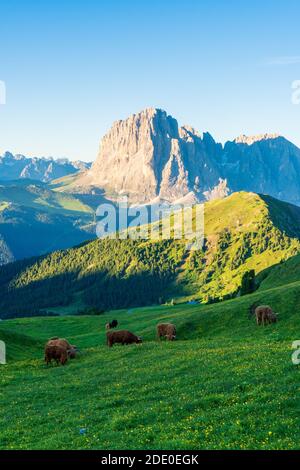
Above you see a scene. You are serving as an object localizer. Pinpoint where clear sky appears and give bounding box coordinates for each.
[1,0,300,161]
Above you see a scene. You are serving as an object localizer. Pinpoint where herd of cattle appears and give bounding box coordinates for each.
[44,304,277,366]
[44,322,176,366]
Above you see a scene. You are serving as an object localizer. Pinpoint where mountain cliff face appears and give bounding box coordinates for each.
[0,152,91,182]
[221,135,300,205]
[77,108,222,203]
[75,108,300,205]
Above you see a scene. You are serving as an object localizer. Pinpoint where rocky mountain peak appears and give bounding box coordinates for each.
[77,108,221,203]
[75,108,300,206]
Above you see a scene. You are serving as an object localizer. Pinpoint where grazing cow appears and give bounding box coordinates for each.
[106,330,142,347]
[46,338,78,359]
[45,344,68,366]
[255,305,277,326]
[105,320,118,330]
[157,323,176,341]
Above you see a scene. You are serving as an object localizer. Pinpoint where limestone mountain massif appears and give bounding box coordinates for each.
[76,108,222,203]
[3,109,300,207]
[75,108,300,206]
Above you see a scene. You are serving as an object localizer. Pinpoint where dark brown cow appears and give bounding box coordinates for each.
[106,330,142,347]
[157,323,176,341]
[255,305,277,326]
[45,344,68,366]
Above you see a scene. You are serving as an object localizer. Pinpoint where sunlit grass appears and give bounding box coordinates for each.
[0,286,299,450]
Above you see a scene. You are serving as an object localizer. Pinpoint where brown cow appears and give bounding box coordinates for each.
[46,338,78,359]
[157,323,176,341]
[45,344,68,366]
[106,330,142,347]
[255,305,277,326]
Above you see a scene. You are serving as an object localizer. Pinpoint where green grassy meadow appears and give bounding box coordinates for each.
[0,281,299,450]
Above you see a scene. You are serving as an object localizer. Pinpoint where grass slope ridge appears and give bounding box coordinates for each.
[0,180,93,215]
[1,191,300,318]
[184,192,300,301]
[0,280,299,450]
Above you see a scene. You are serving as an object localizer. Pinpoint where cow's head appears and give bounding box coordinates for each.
[136,336,143,344]
[67,346,78,358]
[167,334,176,341]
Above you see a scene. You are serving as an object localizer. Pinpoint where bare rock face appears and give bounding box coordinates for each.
[222,135,300,205]
[78,108,222,203]
[88,108,179,201]
[76,108,300,206]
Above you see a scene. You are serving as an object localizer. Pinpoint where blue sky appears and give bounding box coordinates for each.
[0,0,300,161]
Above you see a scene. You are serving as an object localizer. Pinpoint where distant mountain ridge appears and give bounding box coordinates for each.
[0,151,91,182]
[73,108,300,206]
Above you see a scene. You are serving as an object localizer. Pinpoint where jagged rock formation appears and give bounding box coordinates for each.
[76,108,300,204]
[221,135,300,205]
[0,152,91,182]
[75,108,300,206]
[76,108,222,203]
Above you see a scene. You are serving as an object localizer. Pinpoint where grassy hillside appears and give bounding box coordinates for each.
[0,280,299,450]
[0,181,95,264]
[1,192,300,318]
[50,173,84,192]
[257,253,300,290]
[0,180,93,215]
[184,192,300,301]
